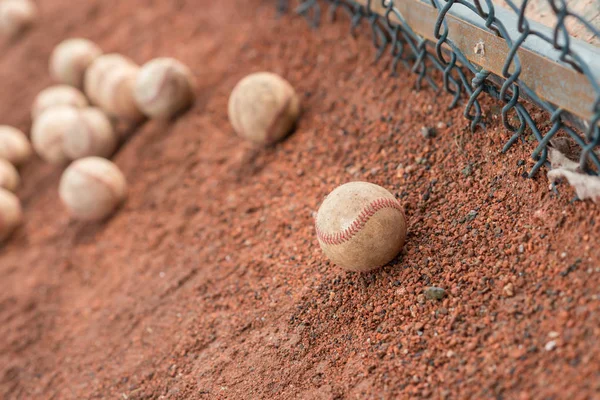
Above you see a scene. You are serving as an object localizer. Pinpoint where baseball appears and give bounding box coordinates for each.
[0,188,22,241]
[0,159,19,192]
[31,85,88,120]
[0,0,36,38]
[63,107,117,160]
[59,157,127,221]
[31,106,78,164]
[228,72,300,145]
[0,125,32,166]
[84,54,142,121]
[134,58,195,119]
[315,181,407,272]
[84,53,135,103]
[50,38,103,88]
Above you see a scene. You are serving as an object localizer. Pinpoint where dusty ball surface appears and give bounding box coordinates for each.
[134,57,195,119]
[228,72,300,145]
[59,157,127,221]
[31,85,88,120]
[0,0,36,37]
[0,187,22,241]
[315,181,407,272]
[62,107,117,160]
[31,106,78,164]
[50,38,102,88]
[0,159,19,192]
[0,125,32,166]
[84,54,142,121]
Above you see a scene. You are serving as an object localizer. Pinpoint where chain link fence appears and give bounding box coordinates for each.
[277,0,600,178]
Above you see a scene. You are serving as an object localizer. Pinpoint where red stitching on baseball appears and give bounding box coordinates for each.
[315,197,403,246]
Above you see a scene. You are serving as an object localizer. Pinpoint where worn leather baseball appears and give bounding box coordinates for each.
[0,159,19,192]
[84,54,142,121]
[315,182,407,272]
[59,157,127,221]
[0,0,36,37]
[0,125,32,166]
[31,106,78,164]
[63,107,117,160]
[228,72,300,145]
[31,85,88,120]
[50,38,103,88]
[134,57,195,119]
[0,187,22,241]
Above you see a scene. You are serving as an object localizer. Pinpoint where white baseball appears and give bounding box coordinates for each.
[59,157,127,221]
[84,54,142,121]
[50,38,103,88]
[0,125,32,166]
[63,107,117,160]
[0,159,19,192]
[228,72,300,145]
[0,187,22,241]
[0,0,36,37]
[315,181,407,272]
[134,57,195,119]
[31,106,78,164]
[31,85,88,120]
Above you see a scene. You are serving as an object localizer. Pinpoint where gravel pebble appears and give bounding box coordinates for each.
[503,283,515,297]
[421,127,435,139]
[545,341,557,351]
[424,286,446,300]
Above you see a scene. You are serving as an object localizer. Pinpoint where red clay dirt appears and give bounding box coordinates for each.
[0,0,599,399]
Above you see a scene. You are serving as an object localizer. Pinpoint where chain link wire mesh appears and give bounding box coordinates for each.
[277,0,600,178]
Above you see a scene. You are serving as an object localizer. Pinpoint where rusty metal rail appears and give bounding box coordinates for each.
[278,0,600,177]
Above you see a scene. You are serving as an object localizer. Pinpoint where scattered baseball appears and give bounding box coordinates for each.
[0,125,32,166]
[59,157,127,221]
[50,38,103,88]
[315,182,407,272]
[0,188,22,241]
[0,159,19,192]
[31,106,78,164]
[134,57,195,119]
[0,0,36,38]
[84,54,142,121]
[31,85,88,120]
[228,72,300,145]
[63,107,117,160]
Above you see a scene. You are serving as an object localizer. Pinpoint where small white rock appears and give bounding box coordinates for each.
[544,340,557,351]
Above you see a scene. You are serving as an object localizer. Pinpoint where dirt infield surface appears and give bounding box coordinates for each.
[1,0,599,399]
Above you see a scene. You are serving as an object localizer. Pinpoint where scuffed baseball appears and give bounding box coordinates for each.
[134,57,195,119]
[0,125,32,166]
[63,107,117,160]
[0,188,22,241]
[50,38,103,88]
[0,159,19,192]
[31,85,88,120]
[0,0,36,38]
[59,157,127,221]
[31,106,78,164]
[315,182,407,272]
[228,72,300,145]
[84,54,142,121]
